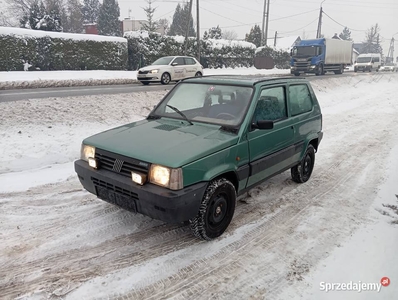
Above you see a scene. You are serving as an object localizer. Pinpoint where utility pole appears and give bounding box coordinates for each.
[184,0,194,55]
[316,0,326,38]
[196,0,200,62]
[261,0,267,46]
[386,38,394,63]
[274,31,277,47]
[264,0,271,46]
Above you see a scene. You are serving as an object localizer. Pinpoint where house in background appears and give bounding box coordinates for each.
[84,24,98,35]
[121,18,166,35]
[269,35,301,51]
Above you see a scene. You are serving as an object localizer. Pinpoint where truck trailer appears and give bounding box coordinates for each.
[290,38,353,76]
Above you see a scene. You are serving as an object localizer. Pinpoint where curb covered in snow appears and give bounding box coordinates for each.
[0,78,140,90]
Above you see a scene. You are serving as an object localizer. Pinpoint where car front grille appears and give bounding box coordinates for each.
[92,177,139,200]
[95,148,150,178]
[138,70,149,74]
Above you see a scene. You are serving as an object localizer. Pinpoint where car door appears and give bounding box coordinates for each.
[171,57,186,80]
[287,83,316,162]
[184,57,198,78]
[246,85,296,187]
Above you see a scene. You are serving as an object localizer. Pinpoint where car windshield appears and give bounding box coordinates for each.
[357,57,372,63]
[153,83,254,127]
[151,57,174,65]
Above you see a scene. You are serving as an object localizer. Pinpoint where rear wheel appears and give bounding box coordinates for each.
[334,65,344,74]
[195,71,202,77]
[294,73,300,76]
[141,81,149,85]
[190,178,236,240]
[291,145,315,183]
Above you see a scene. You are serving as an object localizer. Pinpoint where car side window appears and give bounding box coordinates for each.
[173,57,185,65]
[253,86,287,122]
[185,58,196,65]
[289,84,313,116]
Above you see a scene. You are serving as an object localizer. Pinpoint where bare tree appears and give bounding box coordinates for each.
[0,10,14,26]
[157,18,169,35]
[5,0,34,22]
[362,23,383,54]
[222,29,238,40]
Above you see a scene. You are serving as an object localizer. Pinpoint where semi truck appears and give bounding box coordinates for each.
[290,38,353,76]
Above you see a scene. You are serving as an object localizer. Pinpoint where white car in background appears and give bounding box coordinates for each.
[379,63,397,72]
[137,56,203,85]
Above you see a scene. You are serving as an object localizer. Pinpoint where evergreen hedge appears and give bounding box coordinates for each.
[125,32,256,70]
[0,27,128,71]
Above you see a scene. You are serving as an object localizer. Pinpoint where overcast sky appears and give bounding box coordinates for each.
[121,0,398,55]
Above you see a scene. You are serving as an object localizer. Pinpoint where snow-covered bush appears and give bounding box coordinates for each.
[255,46,291,69]
[0,27,128,71]
[124,31,256,70]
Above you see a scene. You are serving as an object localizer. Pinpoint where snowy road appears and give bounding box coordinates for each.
[1,74,397,299]
[0,67,360,102]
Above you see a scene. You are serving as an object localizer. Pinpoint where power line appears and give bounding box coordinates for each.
[269,9,318,22]
[322,11,366,32]
[278,17,318,34]
[201,0,260,17]
[200,6,252,25]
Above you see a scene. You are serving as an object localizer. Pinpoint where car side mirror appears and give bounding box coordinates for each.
[252,120,274,130]
[171,62,178,66]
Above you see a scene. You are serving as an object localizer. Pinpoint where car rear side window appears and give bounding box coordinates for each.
[185,58,196,65]
[174,57,185,65]
[253,86,287,122]
[289,84,313,116]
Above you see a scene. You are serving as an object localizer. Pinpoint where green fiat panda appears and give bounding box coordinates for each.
[75,76,323,240]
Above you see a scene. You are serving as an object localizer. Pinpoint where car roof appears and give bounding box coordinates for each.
[162,56,195,59]
[182,75,309,87]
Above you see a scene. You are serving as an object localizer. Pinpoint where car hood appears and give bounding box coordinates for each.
[139,65,168,71]
[83,119,239,168]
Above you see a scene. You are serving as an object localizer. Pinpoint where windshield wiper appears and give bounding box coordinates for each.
[166,105,193,125]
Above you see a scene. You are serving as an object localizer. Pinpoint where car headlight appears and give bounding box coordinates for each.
[150,69,159,74]
[149,164,183,190]
[80,144,95,162]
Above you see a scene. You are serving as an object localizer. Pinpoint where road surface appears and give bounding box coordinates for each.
[0,71,377,102]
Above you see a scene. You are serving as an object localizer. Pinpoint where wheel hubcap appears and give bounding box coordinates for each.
[209,195,227,225]
[303,155,312,176]
[163,74,170,83]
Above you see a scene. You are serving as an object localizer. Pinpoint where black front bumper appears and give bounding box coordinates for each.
[74,160,207,223]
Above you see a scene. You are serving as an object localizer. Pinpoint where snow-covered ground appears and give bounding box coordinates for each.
[0,73,397,299]
[0,68,290,89]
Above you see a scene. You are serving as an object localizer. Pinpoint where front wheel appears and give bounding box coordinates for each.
[316,64,324,76]
[160,72,171,85]
[291,145,315,183]
[190,178,236,240]
[141,81,150,85]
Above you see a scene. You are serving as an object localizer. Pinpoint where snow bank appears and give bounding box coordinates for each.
[0,26,127,43]
[205,38,256,50]
[0,68,290,89]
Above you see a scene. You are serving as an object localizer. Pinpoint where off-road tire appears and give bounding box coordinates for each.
[161,72,171,85]
[291,144,315,183]
[190,178,236,240]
